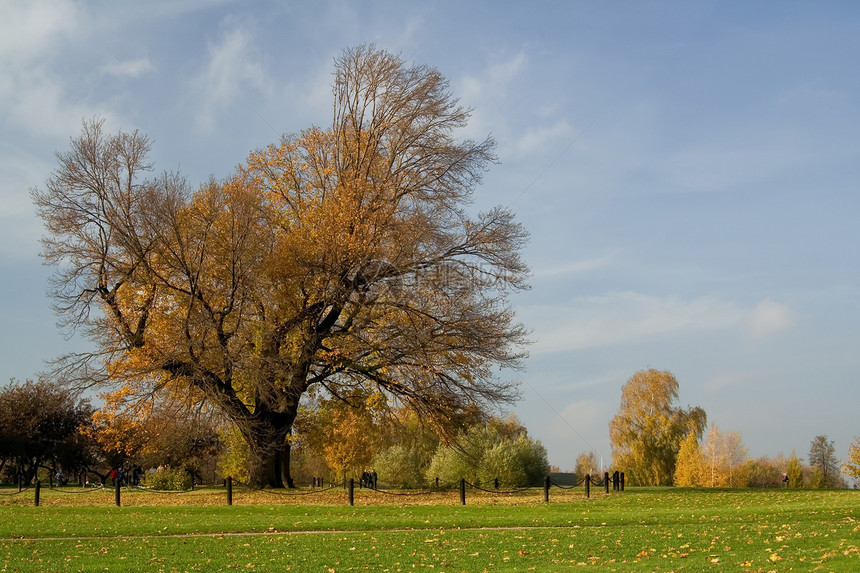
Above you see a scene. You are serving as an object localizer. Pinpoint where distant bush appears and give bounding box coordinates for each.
[374,444,430,489]
[426,415,549,488]
[145,467,191,491]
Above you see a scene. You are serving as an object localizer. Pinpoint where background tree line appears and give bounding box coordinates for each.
[0,378,547,489]
[4,372,857,490]
[0,379,220,486]
[608,369,856,489]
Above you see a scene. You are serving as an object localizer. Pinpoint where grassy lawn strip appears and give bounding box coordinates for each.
[1,488,858,571]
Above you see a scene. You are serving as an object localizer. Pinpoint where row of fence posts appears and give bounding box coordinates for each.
[30,480,120,508]
[27,472,624,507]
[341,471,624,507]
[30,477,174,508]
[584,471,625,499]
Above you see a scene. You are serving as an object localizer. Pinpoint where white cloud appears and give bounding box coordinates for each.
[296,51,339,122]
[532,255,614,279]
[746,298,795,341]
[0,0,79,62]
[191,25,268,130]
[111,0,242,22]
[0,0,99,137]
[522,292,794,355]
[514,120,572,155]
[0,67,106,138]
[101,57,154,78]
[457,51,581,163]
[524,292,743,354]
[456,52,527,143]
[486,52,526,87]
[0,142,52,258]
[459,52,526,102]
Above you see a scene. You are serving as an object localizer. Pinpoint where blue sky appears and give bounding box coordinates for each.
[2,0,859,473]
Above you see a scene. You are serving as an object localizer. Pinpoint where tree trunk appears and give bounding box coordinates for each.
[240,407,297,489]
[246,438,297,488]
[284,439,295,488]
[248,444,284,489]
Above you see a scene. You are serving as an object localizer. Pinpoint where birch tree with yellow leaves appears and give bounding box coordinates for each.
[32,45,530,488]
[842,436,860,483]
[702,424,748,487]
[673,430,705,487]
[609,369,707,486]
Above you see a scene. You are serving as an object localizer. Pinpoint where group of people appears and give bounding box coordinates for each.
[49,465,150,487]
[108,465,145,486]
[360,469,378,489]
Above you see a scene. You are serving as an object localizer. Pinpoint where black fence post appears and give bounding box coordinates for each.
[544,475,550,502]
[348,478,354,506]
[226,476,233,506]
[34,480,40,507]
[115,477,121,507]
[621,472,625,491]
[613,471,619,491]
[494,477,499,489]
[459,478,466,505]
[585,474,590,498]
[435,477,439,488]
[604,472,610,494]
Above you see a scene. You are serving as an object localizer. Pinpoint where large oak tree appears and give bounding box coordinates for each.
[32,46,530,488]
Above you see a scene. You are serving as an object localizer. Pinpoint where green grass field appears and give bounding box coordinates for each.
[1,485,858,571]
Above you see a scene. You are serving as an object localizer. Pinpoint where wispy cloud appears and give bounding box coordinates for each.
[0,0,78,62]
[457,51,583,163]
[460,52,526,103]
[532,255,614,279]
[456,52,527,142]
[523,292,794,354]
[0,67,105,138]
[101,57,154,78]
[746,298,795,341]
[0,142,54,258]
[514,120,573,155]
[191,24,268,130]
[0,0,98,137]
